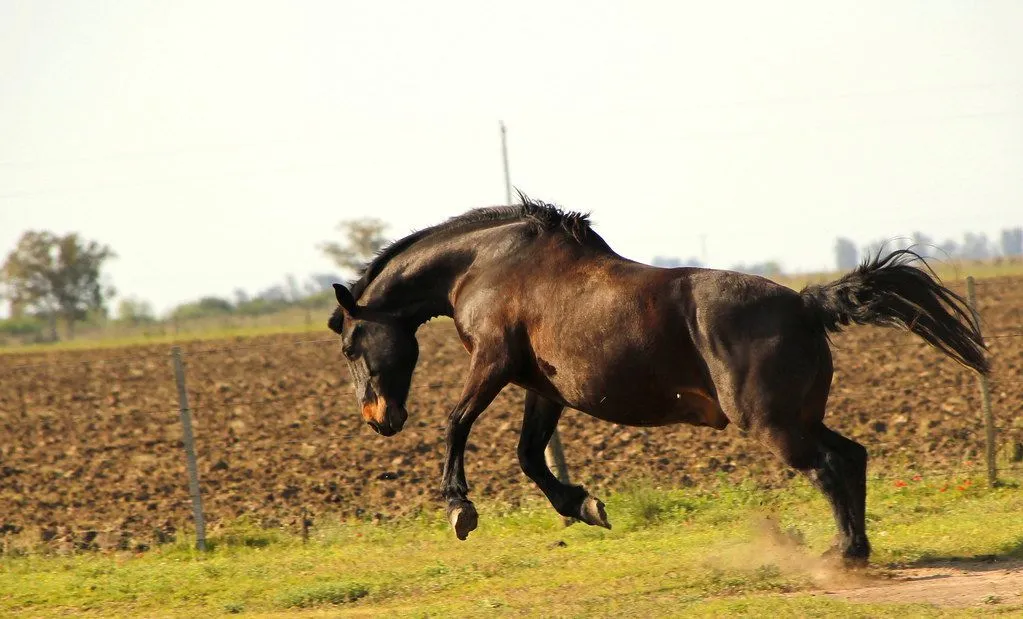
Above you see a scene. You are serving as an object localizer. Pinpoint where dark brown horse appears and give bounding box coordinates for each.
[327,196,988,566]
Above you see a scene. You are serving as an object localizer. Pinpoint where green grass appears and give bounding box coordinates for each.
[0,321,323,355]
[3,475,1023,617]
[0,316,453,355]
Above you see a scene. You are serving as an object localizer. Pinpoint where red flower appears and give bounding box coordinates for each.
[912,475,922,482]
[894,480,908,488]
[939,486,948,492]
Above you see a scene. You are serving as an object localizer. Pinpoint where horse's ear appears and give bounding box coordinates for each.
[333,283,358,315]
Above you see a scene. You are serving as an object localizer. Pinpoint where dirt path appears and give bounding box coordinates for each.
[821,559,1023,608]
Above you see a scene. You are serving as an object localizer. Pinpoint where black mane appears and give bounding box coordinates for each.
[348,194,592,301]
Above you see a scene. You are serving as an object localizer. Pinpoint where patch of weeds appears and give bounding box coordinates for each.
[223,601,245,613]
[208,516,284,551]
[694,564,806,596]
[422,562,450,577]
[615,482,696,530]
[497,555,540,570]
[276,581,369,608]
[479,598,506,609]
[81,564,116,578]
[201,563,224,578]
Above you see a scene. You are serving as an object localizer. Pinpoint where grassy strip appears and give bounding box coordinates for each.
[0,322,325,355]
[0,317,459,356]
[3,476,1023,617]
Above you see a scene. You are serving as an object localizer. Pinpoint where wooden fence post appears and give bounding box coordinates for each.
[966,276,997,487]
[172,346,208,550]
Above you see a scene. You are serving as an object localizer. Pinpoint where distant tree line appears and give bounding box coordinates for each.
[10,215,1014,344]
[834,227,1023,270]
[168,273,341,321]
[652,255,783,278]
[0,217,389,344]
[162,218,388,322]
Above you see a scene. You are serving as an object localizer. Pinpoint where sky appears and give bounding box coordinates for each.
[1,1,1021,316]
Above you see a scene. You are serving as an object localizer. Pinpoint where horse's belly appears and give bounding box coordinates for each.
[540,365,728,430]
[582,389,728,429]
[525,311,725,428]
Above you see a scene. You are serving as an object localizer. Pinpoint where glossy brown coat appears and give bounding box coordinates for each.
[328,198,988,564]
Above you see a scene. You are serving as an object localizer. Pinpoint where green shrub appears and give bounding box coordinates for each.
[276,581,369,608]
[0,316,44,337]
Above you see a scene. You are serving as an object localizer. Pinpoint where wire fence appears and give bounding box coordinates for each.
[2,275,1023,552]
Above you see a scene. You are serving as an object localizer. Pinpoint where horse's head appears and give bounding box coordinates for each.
[328,283,419,436]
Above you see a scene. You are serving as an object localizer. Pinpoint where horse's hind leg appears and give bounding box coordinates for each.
[518,391,611,529]
[817,425,869,561]
[756,422,870,566]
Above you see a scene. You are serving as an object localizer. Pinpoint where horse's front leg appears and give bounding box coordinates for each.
[518,392,611,529]
[441,352,509,540]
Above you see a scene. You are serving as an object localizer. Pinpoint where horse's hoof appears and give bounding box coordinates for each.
[447,502,478,541]
[820,544,869,569]
[579,495,611,529]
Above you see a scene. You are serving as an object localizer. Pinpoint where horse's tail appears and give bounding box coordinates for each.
[800,249,989,375]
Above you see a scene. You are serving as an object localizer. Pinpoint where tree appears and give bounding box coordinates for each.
[1000,227,1022,257]
[285,274,302,302]
[652,256,702,268]
[909,231,936,257]
[1,231,115,340]
[936,238,960,259]
[731,261,783,277]
[834,238,858,270]
[116,297,154,324]
[255,284,288,303]
[170,296,234,320]
[960,232,992,261]
[319,218,390,275]
[309,272,345,291]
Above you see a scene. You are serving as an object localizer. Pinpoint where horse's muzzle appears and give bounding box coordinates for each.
[363,397,408,437]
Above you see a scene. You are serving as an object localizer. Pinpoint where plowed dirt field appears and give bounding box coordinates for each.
[2,276,1022,551]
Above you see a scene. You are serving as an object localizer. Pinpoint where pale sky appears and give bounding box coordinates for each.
[1,1,1021,315]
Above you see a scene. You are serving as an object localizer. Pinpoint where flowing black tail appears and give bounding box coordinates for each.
[801,249,989,375]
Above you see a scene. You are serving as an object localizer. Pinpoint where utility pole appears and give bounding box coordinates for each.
[500,121,512,205]
[499,121,573,493]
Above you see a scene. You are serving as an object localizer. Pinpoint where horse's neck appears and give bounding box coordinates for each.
[358,237,475,321]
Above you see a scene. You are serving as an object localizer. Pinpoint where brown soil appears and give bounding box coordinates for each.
[1,276,1022,555]
[749,516,1023,608]
[823,560,1023,607]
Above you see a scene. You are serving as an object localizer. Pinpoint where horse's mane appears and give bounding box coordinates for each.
[347,193,592,301]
